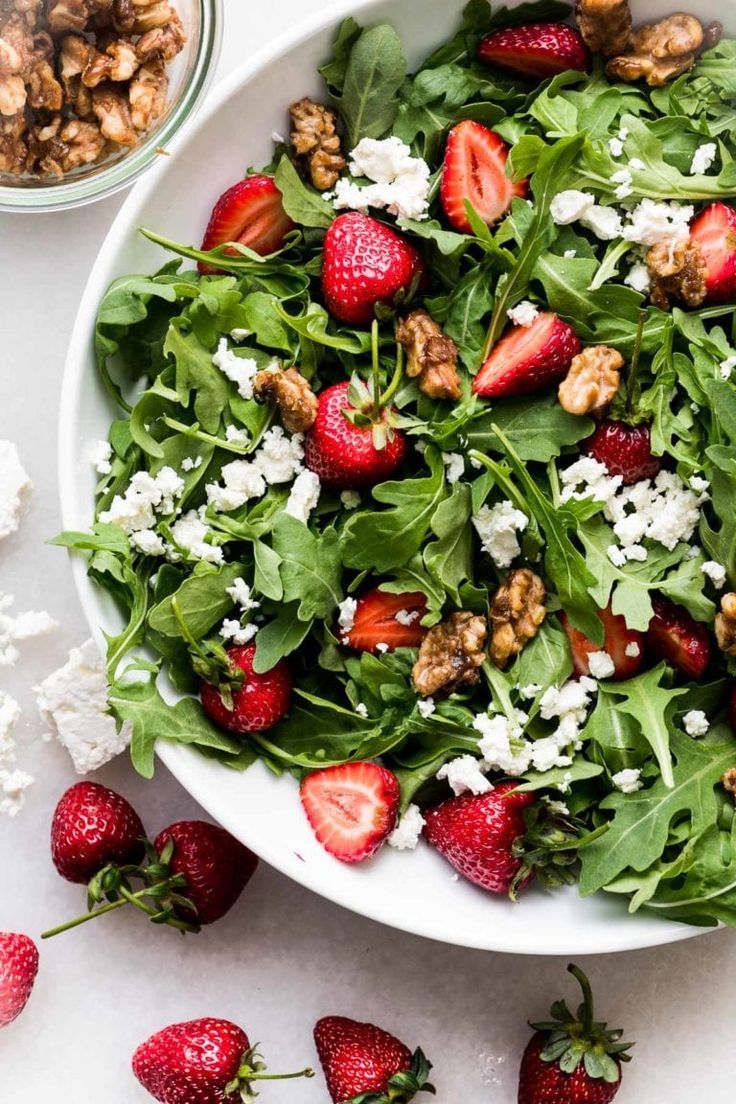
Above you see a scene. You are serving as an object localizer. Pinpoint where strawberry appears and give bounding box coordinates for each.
[583,420,661,485]
[314,1016,434,1104]
[518,964,632,1104]
[304,380,408,489]
[321,212,427,325]
[689,201,736,304]
[341,588,428,652]
[473,312,581,398]
[559,604,644,681]
[152,820,258,926]
[300,762,400,863]
[50,781,145,885]
[440,119,527,234]
[0,932,39,1029]
[198,175,295,275]
[646,595,711,679]
[133,1016,313,1104]
[200,643,292,733]
[478,21,589,78]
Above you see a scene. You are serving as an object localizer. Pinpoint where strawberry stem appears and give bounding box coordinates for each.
[41,871,199,939]
[237,1067,315,1081]
[625,309,646,416]
[568,963,595,1035]
[371,319,381,419]
[379,342,404,408]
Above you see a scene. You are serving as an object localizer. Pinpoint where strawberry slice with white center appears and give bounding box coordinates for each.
[300,762,400,863]
[341,588,428,652]
[473,311,581,398]
[440,120,527,234]
[198,175,295,275]
[560,604,644,681]
[689,201,736,304]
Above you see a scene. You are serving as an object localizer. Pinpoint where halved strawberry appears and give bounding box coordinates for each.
[689,202,736,304]
[300,762,400,862]
[646,595,711,680]
[341,588,428,653]
[478,21,590,78]
[198,175,295,275]
[473,312,581,398]
[559,605,644,681]
[583,421,661,486]
[440,120,527,234]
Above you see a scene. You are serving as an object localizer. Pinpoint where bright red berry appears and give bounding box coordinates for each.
[473,312,581,398]
[314,1016,433,1104]
[440,119,527,233]
[200,643,292,733]
[321,212,427,326]
[153,820,258,926]
[199,175,295,274]
[646,595,711,680]
[0,932,39,1029]
[300,762,400,863]
[340,588,428,652]
[50,781,145,885]
[560,604,645,681]
[689,201,736,304]
[583,421,661,485]
[478,21,590,78]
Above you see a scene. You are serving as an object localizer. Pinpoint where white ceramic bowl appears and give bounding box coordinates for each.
[60,0,721,954]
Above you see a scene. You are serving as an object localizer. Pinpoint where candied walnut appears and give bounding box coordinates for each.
[91,80,136,144]
[723,768,736,799]
[58,117,106,169]
[26,58,64,109]
[607,14,705,86]
[82,37,139,84]
[411,611,488,698]
[26,113,66,174]
[489,569,546,669]
[46,0,89,33]
[59,32,91,76]
[253,367,318,434]
[289,97,346,192]
[129,57,166,130]
[0,110,27,172]
[715,593,736,657]
[558,345,623,418]
[396,309,461,401]
[129,0,176,34]
[575,0,632,56]
[0,70,23,113]
[136,10,184,60]
[646,239,706,311]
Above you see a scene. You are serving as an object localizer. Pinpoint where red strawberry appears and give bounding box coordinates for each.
[198,175,295,274]
[300,762,400,863]
[304,380,408,489]
[440,119,527,234]
[646,595,711,679]
[518,964,632,1104]
[583,420,661,485]
[423,782,535,895]
[559,604,644,681]
[473,312,581,398]
[0,932,39,1029]
[478,21,590,78]
[50,781,145,885]
[200,643,292,733]
[152,820,258,926]
[689,201,736,304]
[729,682,736,733]
[341,588,428,652]
[314,1016,433,1104]
[321,212,427,325]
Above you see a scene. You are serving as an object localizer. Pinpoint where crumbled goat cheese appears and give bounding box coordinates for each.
[719,355,736,380]
[702,560,727,588]
[375,642,389,654]
[625,641,641,658]
[623,199,693,248]
[181,455,203,472]
[557,771,574,794]
[0,768,33,817]
[333,136,431,221]
[169,510,223,564]
[607,545,627,567]
[253,426,304,484]
[395,608,420,626]
[611,167,633,199]
[442,452,465,484]
[355,702,368,718]
[539,678,597,751]
[229,327,252,341]
[683,709,710,737]
[507,300,539,327]
[206,459,266,513]
[560,456,622,506]
[212,338,261,399]
[0,594,56,667]
[36,639,131,772]
[608,136,625,158]
[687,544,702,560]
[417,697,435,717]
[629,157,645,171]
[437,754,491,796]
[337,597,357,636]
[474,712,532,776]
[587,650,616,679]
[220,619,258,645]
[100,467,184,533]
[519,683,542,700]
[473,500,529,569]
[605,470,705,553]
[690,142,717,175]
[285,469,321,525]
[130,528,166,557]
[583,204,625,240]
[227,578,260,611]
[690,475,710,494]
[0,441,32,541]
[530,735,573,773]
[0,691,21,762]
[612,768,642,794]
[89,439,113,475]
[388,803,426,850]
[563,249,577,258]
[624,261,652,293]
[340,490,361,510]
[225,425,250,446]
[550,190,596,225]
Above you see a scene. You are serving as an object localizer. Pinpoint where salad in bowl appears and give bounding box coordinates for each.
[59,0,736,929]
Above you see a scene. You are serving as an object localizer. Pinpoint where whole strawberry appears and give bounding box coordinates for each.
[518,964,632,1104]
[314,1015,434,1103]
[0,932,39,1029]
[322,212,427,325]
[200,643,292,733]
[583,420,661,485]
[478,21,590,78]
[133,1016,313,1103]
[50,781,145,884]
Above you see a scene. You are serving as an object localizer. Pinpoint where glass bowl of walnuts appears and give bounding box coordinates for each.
[0,0,221,211]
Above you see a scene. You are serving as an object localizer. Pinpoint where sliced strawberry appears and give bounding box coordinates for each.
[341,588,428,653]
[473,312,581,398]
[440,120,527,234]
[646,595,711,680]
[583,421,661,485]
[300,762,400,863]
[559,605,644,681]
[198,175,295,275]
[689,201,736,304]
[478,21,590,78]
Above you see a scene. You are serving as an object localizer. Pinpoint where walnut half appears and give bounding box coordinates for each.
[253,366,318,434]
[715,592,736,656]
[489,568,546,669]
[607,13,708,86]
[411,611,488,698]
[558,345,623,418]
[646,239,707,311]
[289,96,346,192]
[576,0,632,56]
[396,309,461,401]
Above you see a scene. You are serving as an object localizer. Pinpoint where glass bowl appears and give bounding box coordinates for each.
[0,0,222,213]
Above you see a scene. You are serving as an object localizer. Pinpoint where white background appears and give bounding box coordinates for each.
[0,1,734,1099]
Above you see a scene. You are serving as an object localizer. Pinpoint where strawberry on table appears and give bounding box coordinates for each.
[314,1015,434,1104]
[518,964,632,1104]
[583,420,661,485]
[689,201,736,304]
[198,174,295,274]
[50,781,145,884]
[473,312,581,398]
[560,604,645,681]
[646,594,711,679]
[440,119,527,234]
[341,588,428,652]
[478,22,590,78]
[200,642,292,733]
[300,762,400,863]
[0,932,39,1029]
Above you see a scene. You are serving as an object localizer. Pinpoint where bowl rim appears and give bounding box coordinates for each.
[58,0,711,955]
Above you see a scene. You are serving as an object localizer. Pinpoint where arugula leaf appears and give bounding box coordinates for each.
[273,155,335,229]
[253,604,312,672]
[148,563,244,638]
[332,24,407,147]
[599,664,686,789]
[423,482,473,604]
[271,514,343,620]
[467,393,593,462]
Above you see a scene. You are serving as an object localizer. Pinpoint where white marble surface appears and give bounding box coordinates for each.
[0,1,734,1099]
